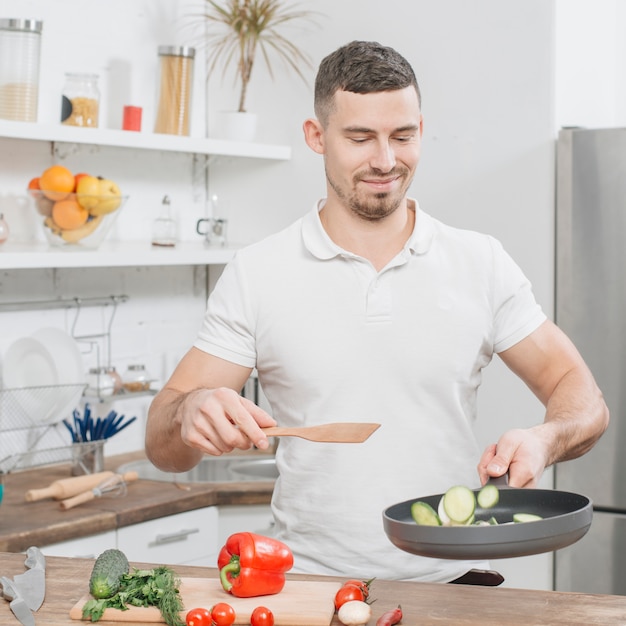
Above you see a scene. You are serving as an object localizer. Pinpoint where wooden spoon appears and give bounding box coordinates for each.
[261,422,380,443]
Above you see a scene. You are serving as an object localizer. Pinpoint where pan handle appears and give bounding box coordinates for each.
[487,474,509,488]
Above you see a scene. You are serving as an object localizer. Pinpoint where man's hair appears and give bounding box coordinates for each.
[314,40,421,126]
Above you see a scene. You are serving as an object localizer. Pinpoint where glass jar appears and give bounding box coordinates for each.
[152,195,177,247]
[104,366,123,394]
[61,72,100,127]
[86,366,116,397]
[154,45,195,136]
[0,18,43,122]
[122,364,152,392]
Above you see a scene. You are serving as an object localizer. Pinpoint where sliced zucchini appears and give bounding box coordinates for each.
[411,501,442,526]
[442,485,476,524]
[477,484,499,509]
[513,513,543,523]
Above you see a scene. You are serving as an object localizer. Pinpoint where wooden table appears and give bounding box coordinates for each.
[2,552,626,625]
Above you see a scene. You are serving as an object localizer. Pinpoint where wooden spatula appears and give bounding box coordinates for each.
[261,422,380,443]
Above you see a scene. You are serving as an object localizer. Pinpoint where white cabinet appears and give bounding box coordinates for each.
[117,507,219,567]
[40,507,220,566]
[217,505,275,547]
[42,530,116,559]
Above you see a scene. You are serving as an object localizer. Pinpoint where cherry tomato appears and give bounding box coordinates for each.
[334,584,366,610]
[250,605,275,626]
[186,607,211,626]
[343,578,372,599]
[211,602,236,626]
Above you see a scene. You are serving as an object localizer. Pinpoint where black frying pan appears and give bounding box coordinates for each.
[383,486,592,560]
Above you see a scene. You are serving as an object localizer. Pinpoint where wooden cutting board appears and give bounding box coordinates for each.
[70,577,341,625]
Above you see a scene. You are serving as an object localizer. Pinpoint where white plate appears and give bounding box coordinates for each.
[31,327,86,423]
[3,336,61,424]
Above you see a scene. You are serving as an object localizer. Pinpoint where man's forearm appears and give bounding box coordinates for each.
[146,387,203,472]
[536,366,609,466]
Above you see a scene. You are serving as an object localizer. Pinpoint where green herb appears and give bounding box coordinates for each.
[82,566,185,626]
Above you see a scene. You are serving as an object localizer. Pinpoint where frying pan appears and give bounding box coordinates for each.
[383,486,592,560]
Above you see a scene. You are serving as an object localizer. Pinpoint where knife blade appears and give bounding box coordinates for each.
[0,576,35,626]
[13,547,46,611]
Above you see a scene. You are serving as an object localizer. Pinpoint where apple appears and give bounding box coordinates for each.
[76,175,101,210]
[90,177,122,215]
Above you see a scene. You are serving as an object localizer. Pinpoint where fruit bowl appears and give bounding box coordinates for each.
[28,189,127,249]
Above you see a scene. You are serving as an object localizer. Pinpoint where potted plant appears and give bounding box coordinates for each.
[197,0,318,140]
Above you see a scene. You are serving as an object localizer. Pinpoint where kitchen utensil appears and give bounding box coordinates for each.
[0,576,34,626]
[70,577,341,625]
[59,471,139,510]
[383,486,592,560]
[261,422,380,443]
[12,547,45,611]
[25,470,115,501]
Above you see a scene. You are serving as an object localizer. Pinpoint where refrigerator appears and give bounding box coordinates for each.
[555,127,626,595]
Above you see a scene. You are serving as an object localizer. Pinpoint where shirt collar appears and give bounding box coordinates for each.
[301,198,435,260]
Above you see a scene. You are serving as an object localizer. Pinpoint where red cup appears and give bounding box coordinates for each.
[122,105,142,131]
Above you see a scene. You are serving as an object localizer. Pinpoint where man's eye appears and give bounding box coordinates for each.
[394,135,414,142]
[349,136,369,143]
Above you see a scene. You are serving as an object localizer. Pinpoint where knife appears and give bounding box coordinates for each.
[13,547,46,611]
[0,576,35,626]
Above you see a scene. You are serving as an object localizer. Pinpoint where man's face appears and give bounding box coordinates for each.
[318,87,423,221]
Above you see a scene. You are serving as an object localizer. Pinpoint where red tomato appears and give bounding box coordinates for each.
[186,607,211,626]
[334,584,366,610]
[250,605,275,626]
[343,579,371,599]
[211,602,236,626]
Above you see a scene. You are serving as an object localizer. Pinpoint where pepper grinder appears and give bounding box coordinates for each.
[151,195,177,247]
[0,213,9,244]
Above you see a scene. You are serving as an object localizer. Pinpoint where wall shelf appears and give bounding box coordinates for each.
[0,120,292,160]
[0,240,239,269]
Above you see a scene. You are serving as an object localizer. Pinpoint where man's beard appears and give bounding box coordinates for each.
[326,167,410,221]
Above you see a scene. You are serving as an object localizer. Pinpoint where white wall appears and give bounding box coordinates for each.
[4,0,616,591]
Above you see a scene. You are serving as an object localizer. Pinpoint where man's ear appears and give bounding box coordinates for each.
[303,118,325,154]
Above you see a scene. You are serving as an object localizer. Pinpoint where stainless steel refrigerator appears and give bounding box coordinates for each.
[555,126,626,595]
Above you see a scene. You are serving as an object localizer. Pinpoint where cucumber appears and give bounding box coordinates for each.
[477,484,499,509]
[442,485,476,524]
[89,548,130,599]
[513,513,543,523]
[411,501,441,526]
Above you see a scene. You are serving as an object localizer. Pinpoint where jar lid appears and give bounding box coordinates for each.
[158,45,195,59]
[88,366,109,374]
[64,72,99,80]
[127,364,146,371]
[0,18,43,33]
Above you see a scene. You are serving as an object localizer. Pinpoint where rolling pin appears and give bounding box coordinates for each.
[25,470,116,502]
[59,471,139,510]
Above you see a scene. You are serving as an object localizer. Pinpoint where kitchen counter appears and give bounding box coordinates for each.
[2,552,626,625]
[0,452,274,552]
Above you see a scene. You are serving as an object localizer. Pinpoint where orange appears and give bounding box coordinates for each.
[39,165,75,201]
[27,176,40,198]
[52,197,89,230]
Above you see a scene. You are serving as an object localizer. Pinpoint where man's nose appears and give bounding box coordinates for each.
[370,140,396,172]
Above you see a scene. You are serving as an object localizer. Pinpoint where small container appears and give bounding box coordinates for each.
[152,195,177,247]
[0,213,9,244]
[0,18,43,122]
[122,364,152,392]
[71,440,104,476]
[154,45,195,136]
[122,105,142,131]
[61,72,100,127]
[86,366,116,397]
[104,366,123,394]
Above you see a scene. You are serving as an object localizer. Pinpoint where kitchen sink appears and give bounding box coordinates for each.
[116,455,278,484]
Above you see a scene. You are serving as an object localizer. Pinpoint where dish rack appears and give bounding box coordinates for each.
[0,294,138,472]
[0,383,87,472]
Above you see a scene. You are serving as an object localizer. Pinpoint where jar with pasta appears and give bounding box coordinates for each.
[61,72,99,127]
[154,46,195,136]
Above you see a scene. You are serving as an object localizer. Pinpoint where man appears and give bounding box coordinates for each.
[146,41,608,582]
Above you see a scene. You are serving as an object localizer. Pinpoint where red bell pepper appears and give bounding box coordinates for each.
[218,532,294,598]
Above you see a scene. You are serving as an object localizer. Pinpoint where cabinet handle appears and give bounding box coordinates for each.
[150,527,200,546]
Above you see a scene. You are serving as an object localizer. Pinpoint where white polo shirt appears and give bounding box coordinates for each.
[195,200,546,582]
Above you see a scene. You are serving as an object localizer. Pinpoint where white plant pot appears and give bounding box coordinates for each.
[216,111,257,142]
